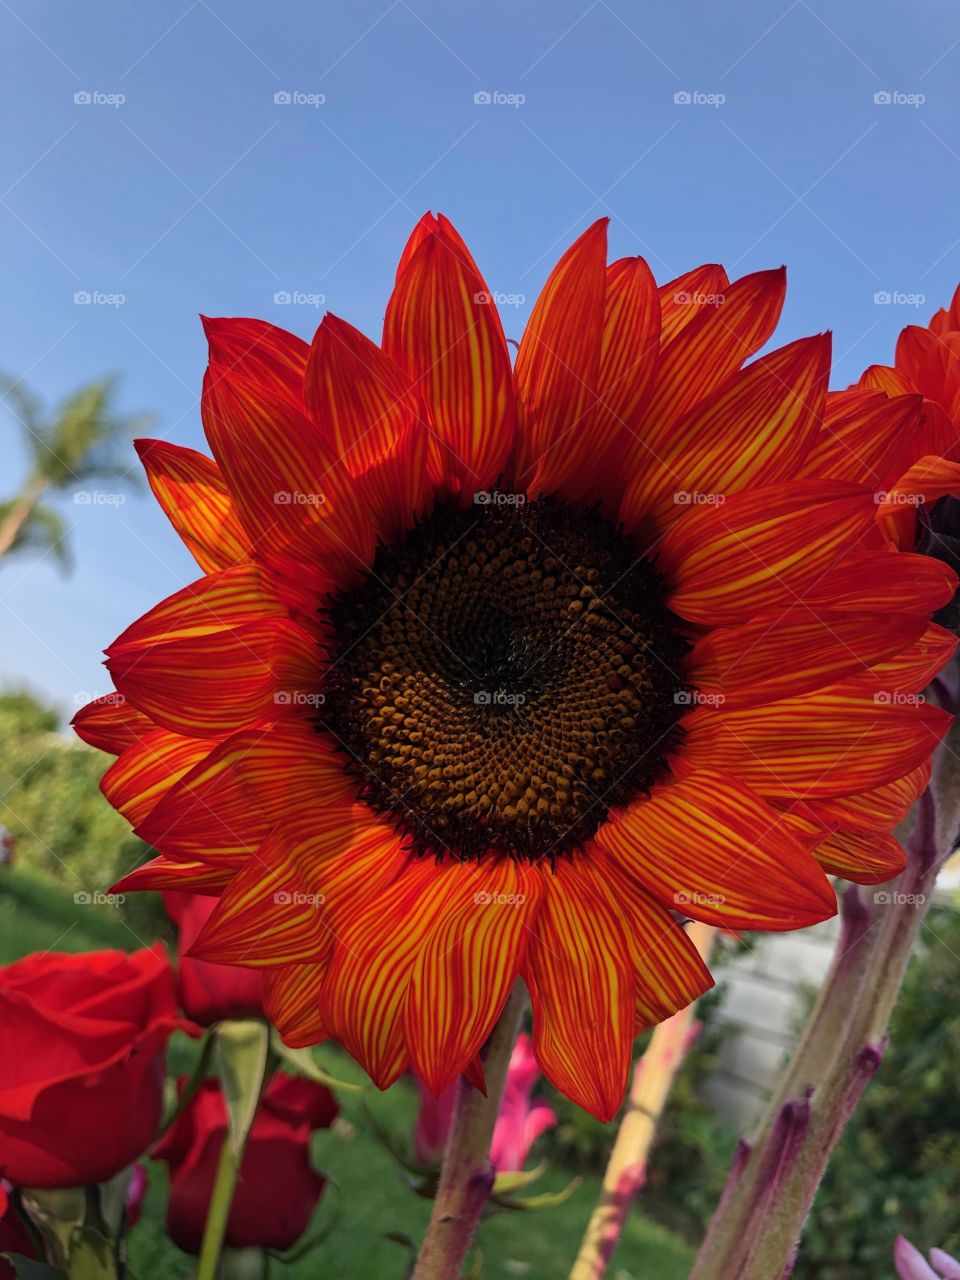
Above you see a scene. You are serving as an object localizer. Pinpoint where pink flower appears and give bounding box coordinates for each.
[895,1236,960,1280]
[414,1033,556,1173]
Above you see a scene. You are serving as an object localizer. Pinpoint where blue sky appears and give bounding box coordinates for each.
[3,0,960,715]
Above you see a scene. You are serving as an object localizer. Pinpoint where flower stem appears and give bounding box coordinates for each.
[689,714,958,1280]
[569,922,715,1280]
[197,1137,240,1280]
[412,983,526,1280]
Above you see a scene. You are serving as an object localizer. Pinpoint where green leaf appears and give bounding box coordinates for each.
[490,1176,582,1212]
[491,1161,548,1195]
[215,1020,271,1158]
[3,1255,66,1280]
[66,1228,117,1280]
[269,1034,365,1094]
[157,1027,216,1139]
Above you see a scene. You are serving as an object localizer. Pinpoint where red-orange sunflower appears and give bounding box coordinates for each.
[75,216,957,1121]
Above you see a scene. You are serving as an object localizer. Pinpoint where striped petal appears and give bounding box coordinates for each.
[135,718,355,862]
[804,762,930,835]
[677,683,951,800]
[522,856,634,1121]
[657,265,729,344]
[593,849,714,1030]
[876,455,960,547]
[633,267,786,468]
[72,693,151,755]
[803,551,957,615]
[660,479,882,626]
[595,771,836,930]
[111,856,233,896]
[687,607,928,710]
[101,728,213,827]
[532,253,659,504]
[513,221,607,493]
[304,313,422,477]
[136,439,253,574]
[623,334,832,534]
[202,331,376,588]
[848,623,957,694]
[801,391,924,489]
[263,964,328,1047]
[382,213,516,496]
[406,859,542,1095]
[813,830,907,884]
[320,855,451,1090]
[200,316,309,413]
[189,832,332,968]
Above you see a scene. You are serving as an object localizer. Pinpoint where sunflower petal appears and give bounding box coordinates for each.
[382,213,515,495]
[596,771,836,930]
[677,683,951,800]
[513,221,607,493]
[200,316,309,412]
[135,439,252,574]
[304,313,421,476]
[111,856,233,896]
[813,830,907,884]
[522,857,634,1121]
[264,964,328,1047]
[406,860,542,1095]
[657,265,729,344]
[660,479,882,625]
[101,728,213,827]
[686,607,927,709]
[72,693,151,755]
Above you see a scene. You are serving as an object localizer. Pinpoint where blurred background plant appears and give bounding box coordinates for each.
[0,373,150,571]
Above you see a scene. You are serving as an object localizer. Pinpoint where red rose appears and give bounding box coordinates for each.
[165,892,264,1025]
[0,947,191,1188]
[153,1073,337,1253]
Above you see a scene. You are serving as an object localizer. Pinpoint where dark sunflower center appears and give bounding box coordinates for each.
[320,496,687,861]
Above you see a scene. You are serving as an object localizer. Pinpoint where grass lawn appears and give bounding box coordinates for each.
[0,869,695,1279]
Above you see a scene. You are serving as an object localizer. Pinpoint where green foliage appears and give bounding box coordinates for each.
[794,903,960,1278]
[0,688,168,942]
